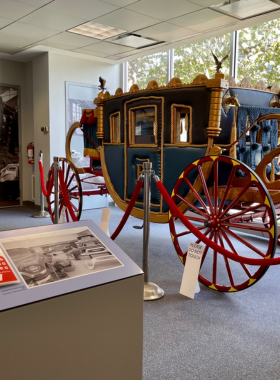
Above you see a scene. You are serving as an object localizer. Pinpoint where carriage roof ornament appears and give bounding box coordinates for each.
[98,76,106,93]
[211,51,230,74]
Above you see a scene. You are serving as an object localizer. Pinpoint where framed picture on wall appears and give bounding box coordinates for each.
[65,82,98,133]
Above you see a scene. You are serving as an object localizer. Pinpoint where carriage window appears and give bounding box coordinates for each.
[172,105,191,143]
[110,112,121,143]
[130,107,156,145]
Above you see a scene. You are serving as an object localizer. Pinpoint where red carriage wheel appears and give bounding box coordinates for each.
[169,155,277,292]
[46,157,83,223]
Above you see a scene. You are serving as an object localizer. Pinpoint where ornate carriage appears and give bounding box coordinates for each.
[44,69,280,293]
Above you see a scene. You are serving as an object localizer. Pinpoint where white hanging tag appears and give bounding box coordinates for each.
[180,242,204,299]
[59,206,66,223]
[100,208,111,236]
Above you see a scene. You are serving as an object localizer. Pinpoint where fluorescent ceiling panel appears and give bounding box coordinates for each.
[127,0,203,21]
[21,9,88,31]
[93,8,161,32]
[45,0,119,20]
[216,0,280,19]
[68,21,126,40]
[109,34,160,48]
[137,22,198,42]
[170,8,236,32]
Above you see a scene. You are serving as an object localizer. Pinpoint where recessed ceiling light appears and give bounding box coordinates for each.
[108,33,164,49]
[68,21,127,40]
[213,0,280,19]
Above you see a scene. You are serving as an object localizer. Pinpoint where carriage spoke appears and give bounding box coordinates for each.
[184,177,208,213]
[200,230,213,268]
[220,181,254,218]
[67,184,78,193]
[219,229,252,278]
[218,166,237,212]
[175,193,208,219]
[66,173,75,189]
[174,225,206,238]
[221,227,266,258]
[197,164,214,214]
[212,232,218,284]
[70,201,78,212]
[213,160,218,214]
[217,232,235,288]
[222,222,270,233]
[64,164,70,185]
[221,203,265,222]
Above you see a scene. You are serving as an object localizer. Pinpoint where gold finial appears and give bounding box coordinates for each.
[211,51,230,74]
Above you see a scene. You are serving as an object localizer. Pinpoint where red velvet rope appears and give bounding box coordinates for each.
[38,160,53,197]
[58,170,78,222]
[110,180,144,240]
[155,180,280,266]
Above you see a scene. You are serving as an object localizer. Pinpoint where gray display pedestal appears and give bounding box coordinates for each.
[0,221,143,380]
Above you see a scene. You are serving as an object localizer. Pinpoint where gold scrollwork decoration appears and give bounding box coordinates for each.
[115,87,123,96]
[192,74,208,85]
[168,77,183,87]
[147,80,159,90]
[129,84,139,93]
[104,91,111,99]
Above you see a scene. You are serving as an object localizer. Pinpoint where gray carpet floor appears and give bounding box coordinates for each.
[1,205,280,380]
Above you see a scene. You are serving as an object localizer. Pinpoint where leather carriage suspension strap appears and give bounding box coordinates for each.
[80,126,98,150]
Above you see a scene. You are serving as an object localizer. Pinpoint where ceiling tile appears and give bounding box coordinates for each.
[0,18,14,29]
[0,0,37,20]
[1,22,60,40]
[39,41,75,50]
[20,8,88,31]
[188,0,226,6]
[81,41,133,54]
[170,8,236,32]
[127,0,203,21]
[42,32,100,48]
[0,44,22,54]
[137,22,198,42]
[100,0,141,5]
[93,9,161,32]
[45,0,119,20]
[15,0,54,5]
[0,31,38,47]
[73,48,109,57]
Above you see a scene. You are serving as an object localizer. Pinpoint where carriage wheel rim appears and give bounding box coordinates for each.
[169,155,277,292]
[46,157,83,223]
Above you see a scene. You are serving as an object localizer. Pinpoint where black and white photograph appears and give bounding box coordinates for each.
[0,227,123,288]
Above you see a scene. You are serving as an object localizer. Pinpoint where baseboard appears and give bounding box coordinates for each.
[23,201,48,211]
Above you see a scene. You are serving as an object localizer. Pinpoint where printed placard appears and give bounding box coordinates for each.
[0,248,20,286]
[180,242,204,299]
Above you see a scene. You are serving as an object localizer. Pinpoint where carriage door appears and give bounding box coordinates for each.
[125,97,163,212]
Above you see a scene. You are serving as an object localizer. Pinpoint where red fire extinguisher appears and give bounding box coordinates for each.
[27,142,34,164]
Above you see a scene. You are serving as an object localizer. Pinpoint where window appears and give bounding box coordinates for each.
[129,106,156,145]
[238,19,280,85]
[110,112,121,143]
[174,33,231,83]
[128,52,168,89]
[171,105,192,144]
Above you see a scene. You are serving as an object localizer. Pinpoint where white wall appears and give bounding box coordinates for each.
[48,53,121,160]
[0,58,34,203]
[32,53,50,206]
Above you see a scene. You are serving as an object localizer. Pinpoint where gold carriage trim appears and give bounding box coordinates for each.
[84,148,100,159]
